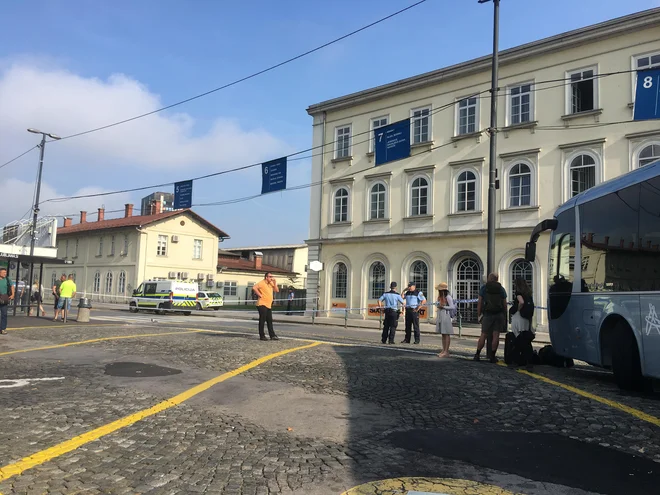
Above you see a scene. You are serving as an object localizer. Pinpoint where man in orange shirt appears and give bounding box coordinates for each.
[252,272,280,341]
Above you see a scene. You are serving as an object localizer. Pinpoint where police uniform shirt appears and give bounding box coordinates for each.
[379,291,405,309]
[404,290,425,309]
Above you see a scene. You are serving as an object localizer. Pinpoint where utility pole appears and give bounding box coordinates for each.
[26,128,60,315]
[480,0,500,276]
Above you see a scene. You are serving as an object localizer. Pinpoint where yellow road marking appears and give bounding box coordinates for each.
[0,330,210,357]
[502,363,660,427]
[0,341,322,482]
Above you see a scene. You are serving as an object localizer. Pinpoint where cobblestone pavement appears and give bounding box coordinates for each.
[0,317,659,494]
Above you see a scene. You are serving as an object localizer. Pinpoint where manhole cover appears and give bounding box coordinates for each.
[104,362,182,378]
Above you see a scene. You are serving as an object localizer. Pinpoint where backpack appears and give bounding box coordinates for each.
[504,332,516,365]
[447,294,458,319]
[538,345,574,368]
[484,281,504,314]
[519,294,535,320]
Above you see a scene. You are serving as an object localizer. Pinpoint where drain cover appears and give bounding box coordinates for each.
[104,362,182,377]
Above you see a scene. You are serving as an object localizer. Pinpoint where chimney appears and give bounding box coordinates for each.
[63,217,72,228]
[124,203,133,218]
[80,211,87,224]
[254,251,263,270]
[150,200,162,215]
[97,207,105,222]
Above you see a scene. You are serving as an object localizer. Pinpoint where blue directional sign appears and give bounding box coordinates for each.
[374,119,411,166]
[173,180,193,209]
[261,157,287,194]
[634,68,660,121]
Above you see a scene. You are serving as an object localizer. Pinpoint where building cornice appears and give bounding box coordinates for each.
[306,8,660,115]
[558,138,606,150]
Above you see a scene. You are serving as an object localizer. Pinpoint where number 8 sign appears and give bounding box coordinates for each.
[634,68,660,121]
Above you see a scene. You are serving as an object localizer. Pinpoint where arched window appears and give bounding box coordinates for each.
[105,272,113,294]
[332,263,347,299]
[93,271,101,293]
[457,171,477,211]
[411,177,429,216]
[409,260,428,296]
[509,163,531,207]
[369,261,386,299]
[455,257,482,322]
[570,154,596,197]
[369,183,386,220]
[118,271,127,295]
[334,188,349,223]
[639,144,660,167]
[510,259,533,297]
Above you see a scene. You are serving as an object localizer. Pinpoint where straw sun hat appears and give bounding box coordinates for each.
[435,282,449,291]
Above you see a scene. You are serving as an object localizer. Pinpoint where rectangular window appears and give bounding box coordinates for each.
[457,180,476,211]
[509,83,532,125]
[411,106,431,144]
[157,235,167,256]
[568,68,596,114]
[98,237,103,256]
[193,239,203,259]
[110,235,115,256]
[223,281,237,297]
[335,125,351,159]
[370,116,389,152]
[636,52,660,70]
[457,96,478,135]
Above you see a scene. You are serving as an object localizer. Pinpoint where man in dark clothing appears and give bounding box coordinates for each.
[0,267,14,334]
[475,272,508,363]
[401,282,426,344]
[52,274,66,313]
[378,282,405,344]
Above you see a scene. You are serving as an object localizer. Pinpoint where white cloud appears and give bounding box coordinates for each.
[0,178,132,227]
[0,63,292,171]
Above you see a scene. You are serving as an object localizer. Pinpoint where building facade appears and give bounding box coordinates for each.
[140,192,174,216]
[215,249,303,305]
[305,8,660,326]
[43,204,229,302]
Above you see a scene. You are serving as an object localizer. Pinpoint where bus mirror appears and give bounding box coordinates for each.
[525,242,536,262]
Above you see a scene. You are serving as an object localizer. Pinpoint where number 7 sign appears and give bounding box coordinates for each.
[633,68,660,121]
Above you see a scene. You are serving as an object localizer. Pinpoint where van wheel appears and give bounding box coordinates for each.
[611,321,644,391]
[129,303,138,313]
[213,307,219,311]
[196,303,202,311]
[183,311,192,316]
[157,304,166,316]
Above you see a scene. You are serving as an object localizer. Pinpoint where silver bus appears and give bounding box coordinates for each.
[525,160,660,390]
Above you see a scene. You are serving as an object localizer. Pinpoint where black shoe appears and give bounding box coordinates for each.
[473,354,481,361]
[388,341,395,344]
[270,336,279,341]
[381,340,387,344]
[414,340,420,344]
[260,336,268,341]
[401,339,410,344]
[490,356,498,364]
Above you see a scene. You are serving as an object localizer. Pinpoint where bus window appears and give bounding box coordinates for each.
[579,184,639,292]
[548,209,575,319]
[639,176,660,291]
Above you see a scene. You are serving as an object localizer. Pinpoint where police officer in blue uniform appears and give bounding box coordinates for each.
[401,282,426,344]
[378,282,405,344]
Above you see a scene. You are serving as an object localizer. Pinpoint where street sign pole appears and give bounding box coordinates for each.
[481,0,500,277]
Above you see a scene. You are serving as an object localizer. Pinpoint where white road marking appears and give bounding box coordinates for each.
[0,377,65,389]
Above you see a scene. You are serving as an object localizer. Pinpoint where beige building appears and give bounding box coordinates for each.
[305,8,660,326]
[43,204,229,302]
[215,248,304,305]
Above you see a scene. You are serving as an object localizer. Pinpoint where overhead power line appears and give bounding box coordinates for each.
[57,0,429,141]
[0,146,38,170]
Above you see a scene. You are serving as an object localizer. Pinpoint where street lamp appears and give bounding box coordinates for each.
[479,0,500,277]
[26,128,61,316]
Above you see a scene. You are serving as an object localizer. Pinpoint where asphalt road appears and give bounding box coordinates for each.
[0,308,658,495]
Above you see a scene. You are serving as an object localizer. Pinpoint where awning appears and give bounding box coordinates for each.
[0,252,73,265]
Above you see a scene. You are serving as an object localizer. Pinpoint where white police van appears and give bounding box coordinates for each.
[129,280,198,315]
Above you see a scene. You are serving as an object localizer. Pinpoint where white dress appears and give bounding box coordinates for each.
[435,295,455,335]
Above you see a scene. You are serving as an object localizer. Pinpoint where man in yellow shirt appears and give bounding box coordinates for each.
[54,274,77,322]
[252,272,279,341]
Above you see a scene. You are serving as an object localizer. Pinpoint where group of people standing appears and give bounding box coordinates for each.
[376,272,535,367]
[377,280,456,358]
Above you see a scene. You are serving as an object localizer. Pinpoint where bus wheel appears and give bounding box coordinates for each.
[611,322,644,391]
[129,303,139,313]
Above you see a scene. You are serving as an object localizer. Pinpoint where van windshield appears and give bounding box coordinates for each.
[208,292,222,298]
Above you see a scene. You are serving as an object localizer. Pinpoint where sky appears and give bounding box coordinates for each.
[1,0,658,247]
